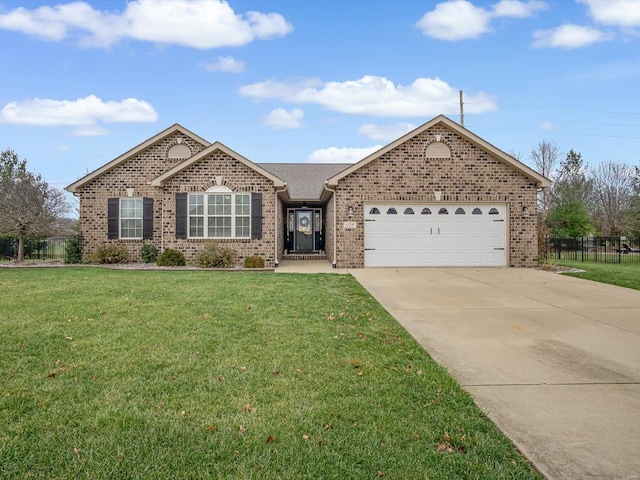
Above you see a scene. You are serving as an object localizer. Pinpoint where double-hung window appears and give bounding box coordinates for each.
[120,198,143,239]
[188,190,251,239]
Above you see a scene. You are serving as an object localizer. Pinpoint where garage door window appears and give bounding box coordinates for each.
[404,208,414,215]
[421,208,431,215]
[472,208,482,214]
[489,208,499,215]
[455,208,465,215]
[438,208,448,215]
[387,208,397,215]
[370,207,380,214]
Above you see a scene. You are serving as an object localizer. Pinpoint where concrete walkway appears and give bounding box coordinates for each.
[351,267,640,480]
[275,259,349,274]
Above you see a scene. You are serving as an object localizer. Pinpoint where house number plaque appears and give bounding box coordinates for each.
[343,221,357,229]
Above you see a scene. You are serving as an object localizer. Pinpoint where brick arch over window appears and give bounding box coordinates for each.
[199,178,239,192]
[423,138,452,159]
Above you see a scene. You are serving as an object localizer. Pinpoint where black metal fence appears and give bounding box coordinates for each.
[545,236,640,264]
[0,235,80,262]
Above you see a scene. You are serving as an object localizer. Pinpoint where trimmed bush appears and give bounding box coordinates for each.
[140,244,159,263]
[191,241,238,268]
[64,235,83,264]
[91,244,130,264]
[244,256,265,268]
[157,248,186,267]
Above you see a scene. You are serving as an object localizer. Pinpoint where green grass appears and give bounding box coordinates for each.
[555,260,640,291]
[0,268,540,479]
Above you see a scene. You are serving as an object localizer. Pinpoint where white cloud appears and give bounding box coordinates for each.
[200,56,245,73]
[0,95,157,127]
[306,145,383,164]
[532,24,612,48]
[0,0,293,49]
[416,0,547,40]
[71,126,111,136]
[239,75,497,118]
[578,0,640,28]
[539,120,554,131]
[358,123,417,141]
[416,0,492,40]
[492,0,547,18]
[263,108,304,129]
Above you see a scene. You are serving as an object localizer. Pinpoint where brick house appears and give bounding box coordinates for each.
[66,114,550,268]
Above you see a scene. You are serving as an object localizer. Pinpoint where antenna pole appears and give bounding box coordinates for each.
[459,90,464,126]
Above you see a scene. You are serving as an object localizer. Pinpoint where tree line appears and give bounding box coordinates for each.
[528,141,639,238]
[0,149,71,262]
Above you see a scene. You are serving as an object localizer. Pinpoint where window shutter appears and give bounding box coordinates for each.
[143,197,153,240]
[251,192,263,239]
[108,198,119,239]
[176,193,187,239]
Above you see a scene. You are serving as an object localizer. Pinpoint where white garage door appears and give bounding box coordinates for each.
[364,204,506,267]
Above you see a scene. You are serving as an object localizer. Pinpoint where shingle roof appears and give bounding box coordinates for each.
[259,163,350,200]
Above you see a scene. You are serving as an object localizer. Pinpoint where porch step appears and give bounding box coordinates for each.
[282,253,327,261]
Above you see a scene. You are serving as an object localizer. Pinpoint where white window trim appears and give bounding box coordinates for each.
[120,197,143,239]
[188,192,251,239]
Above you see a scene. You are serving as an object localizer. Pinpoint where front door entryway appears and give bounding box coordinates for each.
[286,208,323,253]
[295,210,314,252]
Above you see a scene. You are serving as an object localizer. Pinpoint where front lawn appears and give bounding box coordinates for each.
[0,268,540,479]
[556,261,640,291]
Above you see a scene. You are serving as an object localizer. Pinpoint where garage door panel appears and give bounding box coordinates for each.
[364,204,506,267]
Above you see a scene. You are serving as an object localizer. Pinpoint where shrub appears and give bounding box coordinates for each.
[190,241,238,268]
[244,256,265,268]
[64,235,83,264]
[91,244,130,264]
[140,243,159,263]
[157,248,186,267]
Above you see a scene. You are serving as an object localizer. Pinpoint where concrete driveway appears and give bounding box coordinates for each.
[351,267,640,480]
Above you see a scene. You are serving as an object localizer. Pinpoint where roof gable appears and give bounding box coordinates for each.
[326,115,551,188]
[260,163,349,200]
[66,124,210,193]
[150,142,286,188]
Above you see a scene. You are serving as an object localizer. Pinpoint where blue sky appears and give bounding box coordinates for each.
[1,0,639,201]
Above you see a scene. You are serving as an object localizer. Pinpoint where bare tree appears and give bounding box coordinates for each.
[589,160,636,236]
[530,141,560,257]
[530,141,560,220]
[0,149,70,262]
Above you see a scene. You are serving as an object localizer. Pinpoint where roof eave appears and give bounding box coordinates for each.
[326,114,551,187]
[150,142,286,188]
[65,124,211,193]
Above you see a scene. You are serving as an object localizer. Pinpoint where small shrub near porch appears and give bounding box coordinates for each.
[156,248,186,267]
[190,241,238,268]
[90,244,130,264]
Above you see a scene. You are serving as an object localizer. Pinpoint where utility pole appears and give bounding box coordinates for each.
[459,90,464,126]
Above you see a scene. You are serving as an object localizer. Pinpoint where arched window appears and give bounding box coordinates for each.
[472,208,482,215]
[455,208,465,215]
[421,208,431,215]
[404,207,414,215]
[369,207,380,215]
[438,208,448,215]
[387,208,397,215]
[167,144,191,159]
[425,142,451,158]
[489,208,499,215]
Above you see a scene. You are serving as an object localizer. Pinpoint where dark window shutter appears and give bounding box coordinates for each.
[251,192,263,239]
[176,193,187,239]
[108,198,119,239]
[143,197,153,240]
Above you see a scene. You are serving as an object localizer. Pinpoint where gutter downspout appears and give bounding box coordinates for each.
[323,182,337,268]
[274,184,287,268]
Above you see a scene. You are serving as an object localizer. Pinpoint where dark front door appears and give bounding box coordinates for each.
[295,210,314,252]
